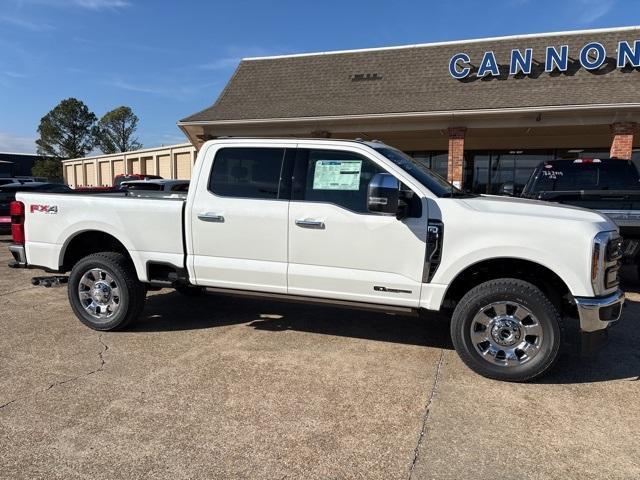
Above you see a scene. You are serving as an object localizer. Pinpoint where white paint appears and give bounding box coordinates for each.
[19,138,619,313]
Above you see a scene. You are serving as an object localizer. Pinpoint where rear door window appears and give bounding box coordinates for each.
[209,148,286,200]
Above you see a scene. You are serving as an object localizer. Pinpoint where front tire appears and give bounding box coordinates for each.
[451,278,562,382]
[68,252,146,331]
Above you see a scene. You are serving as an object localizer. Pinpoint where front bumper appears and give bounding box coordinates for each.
[8,244,27,268]
[574,289,625,333]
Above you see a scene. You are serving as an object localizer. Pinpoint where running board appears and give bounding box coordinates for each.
[31,275,69,288]
[201,286,418,315]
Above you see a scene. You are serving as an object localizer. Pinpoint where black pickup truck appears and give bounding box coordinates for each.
[521,157,640,270]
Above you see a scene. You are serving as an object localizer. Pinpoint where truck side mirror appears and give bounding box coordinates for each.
[368,173,400,215]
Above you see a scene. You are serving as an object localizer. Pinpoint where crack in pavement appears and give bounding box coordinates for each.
[0,398,18,410]
[0,334,109,412]
[0,286,38,297]
[408,349,445,480]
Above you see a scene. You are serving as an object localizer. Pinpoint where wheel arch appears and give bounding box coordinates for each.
[59,230,134,273]
[442,257,574,314]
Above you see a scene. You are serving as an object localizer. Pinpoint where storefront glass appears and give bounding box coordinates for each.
[463,148,609,195]
[632,149,640,173]
[406,151,448,179]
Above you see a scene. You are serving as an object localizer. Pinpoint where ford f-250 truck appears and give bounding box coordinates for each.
[7,139,625,382]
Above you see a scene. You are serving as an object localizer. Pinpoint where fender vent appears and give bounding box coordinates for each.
[424,220,443,283]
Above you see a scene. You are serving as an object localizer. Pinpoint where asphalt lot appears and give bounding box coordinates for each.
[0,234,639,480]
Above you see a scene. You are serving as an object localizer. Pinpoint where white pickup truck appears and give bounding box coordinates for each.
[7,138,625,381]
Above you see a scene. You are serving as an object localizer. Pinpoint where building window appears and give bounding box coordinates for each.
[406,151,448,179]
[464,148,609,195]
[555,148,610,160]
[633,149,640,173]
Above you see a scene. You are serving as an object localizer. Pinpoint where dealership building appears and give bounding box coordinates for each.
[64,26,640,193]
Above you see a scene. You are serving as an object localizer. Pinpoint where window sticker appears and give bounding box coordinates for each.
[541,170,564,180]
[312,160,362,190]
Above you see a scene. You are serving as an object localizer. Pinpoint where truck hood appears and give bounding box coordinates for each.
[458,194,616,229]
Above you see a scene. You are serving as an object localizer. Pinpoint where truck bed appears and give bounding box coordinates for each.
[16,191,185,282]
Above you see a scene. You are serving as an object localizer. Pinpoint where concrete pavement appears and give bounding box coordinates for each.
[0,235,638,479]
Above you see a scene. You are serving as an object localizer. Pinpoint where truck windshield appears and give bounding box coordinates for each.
[526,160,640,193]
[373,146,473,198]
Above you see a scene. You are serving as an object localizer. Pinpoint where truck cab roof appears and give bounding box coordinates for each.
[202,137,389,148]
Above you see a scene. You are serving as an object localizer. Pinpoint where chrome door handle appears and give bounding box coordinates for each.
[198,212,225,223]
[295,219,325,229]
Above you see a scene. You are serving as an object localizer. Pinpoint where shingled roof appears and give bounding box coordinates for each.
[181,27,640,124]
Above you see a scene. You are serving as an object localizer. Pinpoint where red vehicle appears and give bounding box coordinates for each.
[74,186,117,193]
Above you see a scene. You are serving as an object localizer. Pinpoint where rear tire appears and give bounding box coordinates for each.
[68,252,146,331]
[451,278,562,382]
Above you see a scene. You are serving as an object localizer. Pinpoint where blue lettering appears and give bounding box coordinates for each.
[617,40,640,68]
[510,48,533,75]
[449,53,471,79]
[478,51,500,77]
[449,40,636,79]
[545,45,569,72]
[580,42,606,70]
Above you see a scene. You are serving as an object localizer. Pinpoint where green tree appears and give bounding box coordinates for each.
[31,158,63,182]
[36,98,97,160]
[94,106,142,154]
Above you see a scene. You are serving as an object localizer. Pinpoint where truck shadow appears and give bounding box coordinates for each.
[134,290,454,350]
[135,289,640,384]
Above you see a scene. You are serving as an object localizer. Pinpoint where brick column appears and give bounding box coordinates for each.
[610,122,637,159]
[447,127,466,188]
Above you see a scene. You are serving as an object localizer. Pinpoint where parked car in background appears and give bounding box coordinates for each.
[521,158,640,273]
[120,179,189,192]
[0,177,48,186]
[0,182,71,233]
[113,174,162,189]
[16,176,48,183]
[74,186,119,193]
[7,139,624,382]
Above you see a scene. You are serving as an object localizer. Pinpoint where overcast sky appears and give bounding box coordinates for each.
[0,0,638,153]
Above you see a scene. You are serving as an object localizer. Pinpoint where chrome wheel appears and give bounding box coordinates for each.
[77,268,121,321]
[470,301,543,367]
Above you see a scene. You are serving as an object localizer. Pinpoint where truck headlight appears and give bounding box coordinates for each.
[591,241,601,285]
[592,231,621,295]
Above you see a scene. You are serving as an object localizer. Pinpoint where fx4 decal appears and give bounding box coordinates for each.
[30,204,58,214]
